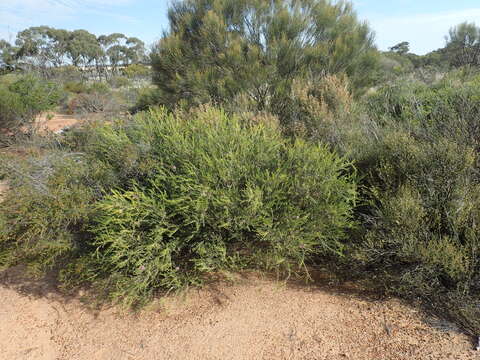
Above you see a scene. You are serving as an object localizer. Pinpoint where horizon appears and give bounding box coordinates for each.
[2,1,480,55]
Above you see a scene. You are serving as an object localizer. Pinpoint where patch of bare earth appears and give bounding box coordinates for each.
[0,269,477,360]
[35,113,81,133]
[0,179,8,201]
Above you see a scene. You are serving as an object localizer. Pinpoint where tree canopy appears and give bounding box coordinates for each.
[1,26,147,77]
[389,41,410,55]
[151,0,379,111]
[445,22,480,68]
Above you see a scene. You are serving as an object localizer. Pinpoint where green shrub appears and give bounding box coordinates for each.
[123,64,151,79]
[366,77,480,149]
[353,132,480,332]
[64,81,111,95]
[0,151,97,272]
[87,81,110,95]
[132,86,162,112]
[0,86,23,131]
[150,0,378,111]
[348,77,480,334]
[0,106,358,305]
[8,75,63,118]
[0,75,63,141]
[108,76,131,89]
[64,81,88,94]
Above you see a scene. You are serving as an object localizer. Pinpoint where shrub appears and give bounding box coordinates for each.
[87,81,110,95]
[347,77,480,334]
[68,93,107,113]
[8,75,63,119]
[64,81,89,94]
[123,64,151,79]
[108,76,131,89]
[66,82,118,114]
[353,131,480,333]
[0,75,63,142]
[366,76,480,148]
[276,75,355,138]
[0,86,23,132]
[0,106,358,305]
[0,151,97,272]
[132,86,162,112]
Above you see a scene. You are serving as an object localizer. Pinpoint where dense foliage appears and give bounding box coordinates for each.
[355,77,480,334]
[0,107,358,305]
[150,0,378,112]
[0,74,63,141]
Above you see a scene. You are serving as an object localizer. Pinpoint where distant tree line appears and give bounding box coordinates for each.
[0,26,148,79]
[383,22,480,73]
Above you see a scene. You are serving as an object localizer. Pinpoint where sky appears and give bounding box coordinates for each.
[2,0,480,54]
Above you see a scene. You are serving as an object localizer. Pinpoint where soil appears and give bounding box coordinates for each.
[0,268,477,360]
[35,113,80,133]
[0,179,8,201]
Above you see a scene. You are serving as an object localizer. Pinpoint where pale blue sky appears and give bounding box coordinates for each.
[1,0,480,54]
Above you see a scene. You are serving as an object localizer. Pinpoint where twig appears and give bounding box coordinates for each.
[383,314,392,336]
[0,157,53,197]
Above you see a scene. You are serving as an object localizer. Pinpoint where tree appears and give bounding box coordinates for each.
[445,22,480,68]
[126,37,147,64]
[67,30,103,68]
[150,0,378,113]
[389,41,410,55]
[45,28,70,67]
[15,26,51,70]
[97,34,146,79]
[0,40,17,72]
[15,26,70,72]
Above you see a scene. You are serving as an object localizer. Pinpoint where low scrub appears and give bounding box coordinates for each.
[350,77,480,334]
[0,74,63,143]
[0,106,358,305]
[271,72,480,334]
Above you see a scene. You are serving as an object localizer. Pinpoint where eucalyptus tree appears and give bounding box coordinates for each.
[0,40,17,72]
[15,27,70,70]
[45,28,70,67]
[389,41,410,55]
[151,0,378,114]
[16,26,55,71]
[107,33,129,73]
[67,29,103,68]
[97,33,128,77]
[445,22,480,68]
[126,37,147,64]
[97,34,114,79]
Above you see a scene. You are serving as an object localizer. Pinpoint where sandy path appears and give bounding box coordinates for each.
[0,269,477,360]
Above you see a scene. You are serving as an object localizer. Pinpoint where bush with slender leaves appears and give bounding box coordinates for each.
[0,106,358,306]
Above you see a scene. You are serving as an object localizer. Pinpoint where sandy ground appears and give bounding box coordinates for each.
[0,268,477,360]
[0,179,8,201]
[35,113,80,133]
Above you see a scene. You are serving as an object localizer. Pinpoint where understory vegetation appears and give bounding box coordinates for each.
[1,0,480,337]
[0,107,358,306]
